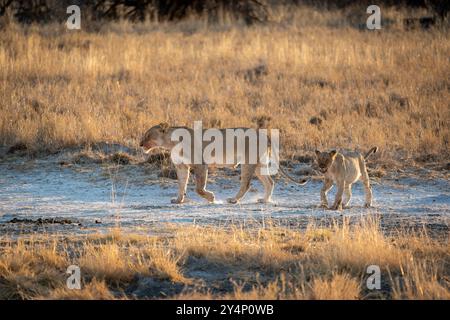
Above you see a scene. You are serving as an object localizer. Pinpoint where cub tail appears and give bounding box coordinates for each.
[364,146,378,159]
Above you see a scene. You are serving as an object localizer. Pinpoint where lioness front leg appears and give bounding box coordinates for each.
[193,165,215,203]
[227,164,256,204]
[172,164,190,204]
[320,178,333,208]
[330,180,344,210]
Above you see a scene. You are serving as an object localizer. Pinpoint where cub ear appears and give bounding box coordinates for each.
[159,122,169,132]
[329,150,337,158]
[315,150,321,157]
[253,115,272,129]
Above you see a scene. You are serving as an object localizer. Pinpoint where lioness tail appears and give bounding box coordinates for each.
[278,165,309,185]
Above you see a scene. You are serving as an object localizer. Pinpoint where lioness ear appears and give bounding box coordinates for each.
[329,150,337,158]
[159,122,169,132]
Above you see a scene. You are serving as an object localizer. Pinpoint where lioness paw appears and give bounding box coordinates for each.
[257,198,272,204]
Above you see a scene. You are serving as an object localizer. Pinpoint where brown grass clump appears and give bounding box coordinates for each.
[310,273,361,300]
[78,236,187,284]
[43,279,115,300]
[310,217,405,273]
[0,239,68,299]
[0,215,448,300]
[222,273,360,300]
[173,224,304,271]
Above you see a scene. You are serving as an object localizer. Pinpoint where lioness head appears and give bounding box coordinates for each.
[140,122,171,153]
[315,150,337,173]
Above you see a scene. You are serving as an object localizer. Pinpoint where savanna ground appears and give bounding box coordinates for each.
[0,4,449,299]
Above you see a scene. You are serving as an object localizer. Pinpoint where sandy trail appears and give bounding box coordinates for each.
[0,156,449,235]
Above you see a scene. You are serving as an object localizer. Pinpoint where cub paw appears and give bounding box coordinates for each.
[257,198,272,204]
[171,198,185,204]
[227,198,238,204]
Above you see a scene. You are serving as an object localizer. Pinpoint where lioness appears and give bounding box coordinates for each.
[140,122,308,204]
[314,147,378,210]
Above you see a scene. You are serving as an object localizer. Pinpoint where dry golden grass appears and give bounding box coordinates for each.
[311,218,404,272]
[0,216,448,300]
[78,234,187,284]
[43,279,115,300]
[0,6,448,163]
[209,273,360,300]
[310,273,361,300]
[173,224,301,271]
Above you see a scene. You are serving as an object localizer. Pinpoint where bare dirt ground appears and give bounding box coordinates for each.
[1,146,448,239]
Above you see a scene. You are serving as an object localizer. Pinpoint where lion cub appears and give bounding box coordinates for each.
[314,147,378,210]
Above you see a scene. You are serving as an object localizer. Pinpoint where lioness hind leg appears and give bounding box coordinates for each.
[255,165,274,203]
[227,164,256,204]
[193,165,215,203]
[172,164,190,204]
[359,157,373,208]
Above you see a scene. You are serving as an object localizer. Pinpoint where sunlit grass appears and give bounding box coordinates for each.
[0,216,448,300]
[0,7,448,161]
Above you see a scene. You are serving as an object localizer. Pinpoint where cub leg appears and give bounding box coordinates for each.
[172,164,190,204]
[331,180,344,210]
[363,181,373,208]
[193,165,215,203]
[227,164,256,204]
[255,164,274,203]
[343,183,352,208]
[320,178,333,208]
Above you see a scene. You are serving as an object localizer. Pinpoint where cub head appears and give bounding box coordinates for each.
[314,149,337,173]
[139,122,171,153]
